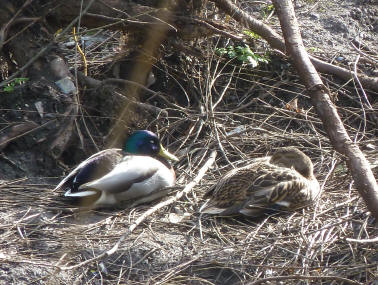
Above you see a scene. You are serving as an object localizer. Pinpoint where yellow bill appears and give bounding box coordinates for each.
[158,144,179,162]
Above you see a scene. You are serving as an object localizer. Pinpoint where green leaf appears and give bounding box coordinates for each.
[215,48,227,56]
[3,85,15,92]
[243,30,260,39]
[14,77,29,85]
[2,77,29,92]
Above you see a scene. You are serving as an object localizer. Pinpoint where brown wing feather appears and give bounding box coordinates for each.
[201,162,313,216]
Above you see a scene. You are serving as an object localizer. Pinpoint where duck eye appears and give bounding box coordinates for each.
[149,140,155,145]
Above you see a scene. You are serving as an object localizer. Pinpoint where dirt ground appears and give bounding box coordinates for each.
[0,0,377,284]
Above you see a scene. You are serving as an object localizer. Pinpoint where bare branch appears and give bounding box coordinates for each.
[210,0,378,92]
[246,274,363,285]
[271,0,378,219]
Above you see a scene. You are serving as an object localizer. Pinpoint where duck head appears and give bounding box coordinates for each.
[125,130,179,162]
[270,147,314,179]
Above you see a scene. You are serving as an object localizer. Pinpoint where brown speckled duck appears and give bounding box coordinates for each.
[200,147,320,217]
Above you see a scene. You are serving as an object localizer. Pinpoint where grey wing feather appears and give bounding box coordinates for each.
[83,167,158,194]
[54,148,123,191]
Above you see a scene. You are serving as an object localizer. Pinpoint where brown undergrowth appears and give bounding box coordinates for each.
[1,11,377,285]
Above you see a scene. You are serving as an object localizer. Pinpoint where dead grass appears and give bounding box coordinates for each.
[1,17,377,285]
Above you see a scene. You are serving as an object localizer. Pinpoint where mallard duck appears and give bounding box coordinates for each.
[55,130,179,208]
[200,147,320,217]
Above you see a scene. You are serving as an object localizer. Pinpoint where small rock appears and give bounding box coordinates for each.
[168,212,191,223]
[34,101,44,118]
[55,77,76,94]
[309,13,320,20]
[364,144,375,151]
[324,17,348,33]
[336,56,344,62]
[350,8,362,20]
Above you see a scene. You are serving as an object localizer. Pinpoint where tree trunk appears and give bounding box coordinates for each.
[271,0,378,220]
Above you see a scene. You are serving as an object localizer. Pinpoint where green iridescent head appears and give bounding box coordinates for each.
[124,130,178,161]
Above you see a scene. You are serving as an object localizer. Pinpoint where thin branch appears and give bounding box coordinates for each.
[209,0,378,92]
[271,0,378,220]
[0,0,35,51]
[246,274,363,285]
[346,236,378,243]
[0,0,97,87]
